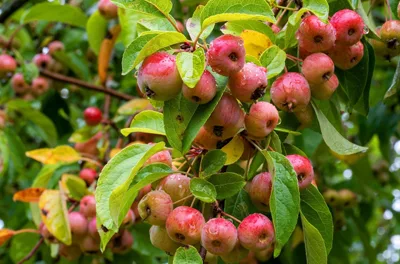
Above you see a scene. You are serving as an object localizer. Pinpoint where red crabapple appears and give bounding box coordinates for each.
[144,149,172,167]
[137,52,182,101]
[98,0,118,19]
[88,218,99,240]
[380,20,400,56]
[204,93,245,139]
[79,168,97,185]
[301,53,335,85]
[244,102,279,139]
[80,235,99,253]
[79,195,96,219]
[83,107,102,126]
[201,218,238,255]
[299,45,313,60]
[33,53,53,70]
[328,41,364,70]
[220,240,249,263]
[237,213,275,251]
[228,63,268,103]
[138,190,173,226]
[48,41,65,55]
[59,244,82,261]
[286,154,314,190]
[182,69,217,104]
[194,126,220,150]
[11,73,29,94]
[310,74,339,100]
[166,206,205,245]
[330,9,365,46]
[122,209,136,227]
[39,223,57,243]
[69,212,88,237]
[270,72,311,113]
[207,34,246,76]
[0,54,17,77]
[149,225,181,255]
[158,174,191,206]
[31,77,49,96]
[248,172,272,212]
[294,104,314,130]
[296,15,336,53]
[111,230,134,254]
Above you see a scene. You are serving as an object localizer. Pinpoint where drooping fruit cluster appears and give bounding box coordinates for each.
[323,188,357,230]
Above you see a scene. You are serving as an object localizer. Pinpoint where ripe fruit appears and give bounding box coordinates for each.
[111,230,134,254]
[310,74,339,100]
[149,225,181,255]
[83,107,103,126]
[237,213,275,251]
[138,190,173,226]
[137,52,182,101]
[48,41,65,55]
[294,104,314,129]
[194,126,220,150]
[79,168,97,185]
[182,70,217,104]
[330,9,365,46]
[0,54,17,77]
[380,20,400,56]
[122,209,136,227]
[323,189,340,207]
[254,246,274,262]
[296,15,336,53]
[270,72,311,113]
[204,93,245,139]
[39,223,56,243]
[79,195,96,219]
[201,218,238,255]
[69,212,88,237]
[338,189,357,208]
[244,102,279,139]
[207,34,246,76]
[286,154,314,190]
[11,73,29,94]
[166,206,205,245]
[98,0,118,19]
[144,149,172,167]
[302,53,335,85]
[31,77,49,96]
[80,235,99,253]
[33,53,53,70]
[88,218,99,240]
[248,172,272,212]
[158,174,191,206]
[370,28,397,60]
[328,41,364,70]
[228,63,268,103]
[220,240,249,263]
[59,244,82,261]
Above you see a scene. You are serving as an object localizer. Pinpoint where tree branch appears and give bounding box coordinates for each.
[0,0,28,23]
[17,237,44,264]
[39,69,134,101]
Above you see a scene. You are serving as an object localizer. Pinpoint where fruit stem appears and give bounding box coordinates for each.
[190,197,197,207]
[192,28,205,50]
[221,211,242,223]
[385,0,392,21]
[286,54,303,62]
[276,5,297,11]
[275,0,294,25]
[165,14,182,33]
[13,229,40,235]
[17,237,44,264]
[173,194,194,205]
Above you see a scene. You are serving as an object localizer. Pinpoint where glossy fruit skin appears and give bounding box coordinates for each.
[296,15,336,53]
[204,93,245,139]
[228,63,268,103]
[286,154,314,190]
[201,218,238,255]
[80,235,100,253]
[237,213,275,251]
[270,72,311,113]
[158,174,192,206]
[48,41,65,55]
[182,70,217,104]
[69,212,88,237]
[330,9,365,46]
[83,107,102,126]
[0,54,17,77]
[248,172,272,212]
[137,52,182,101]
[166,206,205,245]
[59,244,82,261]
[11,73,29,94]
[31,77,49,96]
[79,168,97,185]
[144,150,172,167]
[370,27,398,60]
[380,20,400,56]
[294,104,314,129]
[149,225,181,255]
[328,41,364,70]
[207,34,246,76]
[302,53,335,85]
[138,190,173,226]
[98,0,118,19]
[245,102,279,139]
[111,230,134,254]
[194,126,220,150]
[79,195,96,219]
[310,74,339,100]
[220,240,249,263]
[33,53,53,70]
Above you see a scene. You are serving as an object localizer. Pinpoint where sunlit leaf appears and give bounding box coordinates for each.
[13,188,45,203]
[26,145,81,165]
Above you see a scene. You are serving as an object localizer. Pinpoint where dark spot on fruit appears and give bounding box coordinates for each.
[298,173,305,182]
[145,87,155,98]
[40,61,47,68]
[228,52,238,62]
[176,115,184,122]
[387,39,398,50]
[314,35,323,43]
[322,72,332,81]
[344,201,350,207]
[211,240,222,247]
[348,28,355,36]
[213,126,224,137]
[41,209,48,216]
[259,232,268,242]
[192,96,201,102]
[251,86,266,101]
[350,56,357,63]
[266,120,272,127]
[101,225,109,232]
[175,233,185,241]
[329,197,335,203]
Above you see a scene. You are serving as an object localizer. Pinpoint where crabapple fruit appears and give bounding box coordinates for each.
[380,20,400,56]
[204,252,218,264]
[328,41,364,70]
[0,54,17,77]
[59,244,82,261]
[330,9,365,46]
[149,225,181,255]
[79,168,97,186]
[296,15,336,53]
[310,74,339,100]
[270,72,311,113]
[286,154,314,190]
[245,102,279,139]
[248,172,272,212]
[137,52,182,101]
[80,235,99,253]
[294,104,314,129]
[122,209,136,227]
[83,107,102,126]
[338,189,357,208]
[228,63,268,103]
[31,77,49,96]
[88,218,99,240]
[39,223,57,243]
[255,245,274,262]
[194,126,220,150]
[237,213,275,251]
[220,240,249,263]
[158,174,191,206]
[69,212,88,237]
[98,0,118,19]
[207,34,246,76]
[201,218,238,255]
[33,53,53,70]
[111,230,134,254]
[370,28,397,60]
[138,190,173,226]
[182,69,217,104]
[11,73,29,94]
[48,41,65,55]
[144,149,172,167]
[323,189,340,207]
[302,53,335,85]
[79,195,96,219]
[166,206,205,245]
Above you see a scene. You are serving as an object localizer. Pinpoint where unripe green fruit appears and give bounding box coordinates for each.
[370,27,398,60]
[182,70,217,104]
[338,189,357,208]
[149,225,181,255]
[204,252,218,264]
[380,20,400,56]
[323,189,340,207]
[138,190,173,226]
[333,209,346,231]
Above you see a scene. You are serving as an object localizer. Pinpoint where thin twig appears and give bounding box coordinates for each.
[172,194,194,205]
[165,15,181,32]
[13,229,40,235]
[221,211,242,224]
[17,237,44,264]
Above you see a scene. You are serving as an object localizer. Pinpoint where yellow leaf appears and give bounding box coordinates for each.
[221,136,244,165]
[26,145,81,164]
[13,188,46,203]
[240,30,273,58]
[330,150,366,165]
[0,229,15,246]
[117,98,152,115]
[39,190,71,245]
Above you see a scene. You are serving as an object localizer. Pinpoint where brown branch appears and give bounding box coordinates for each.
[39,69,134,101]
[17,237,44,264]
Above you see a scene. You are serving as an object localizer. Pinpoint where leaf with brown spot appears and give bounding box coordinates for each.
[0,229,15,246]
[13,188,45,203]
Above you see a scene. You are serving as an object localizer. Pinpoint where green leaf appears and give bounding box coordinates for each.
[112,0,164,17]
[132,223,166,257]
[3,126,26,173]
[10,224,39,264]
[248,151,265,180]
[270,131,282,153]
[20,62,39,83]
[121,110,166,137]
[189,178,217,203]
[122,32,186,74]
[22,2,88,28]
[200,0,276,30]
[300,185,333,253]
[69,125,99,143]
[173,246,202,264]
[137,16,175,34]
[201,149,227,178]
[260,45,286,79]
[221,20,276,43]
[143,0,172,15]
[117,98,152,115]
[118,9,147,47]
[129,163,173,190]
[176,48,206,88]
[61,174,88,201]
[311,102,368,155]
[0,131,9,178]
[207,172,246,199]
[283,143,307,157]
[384,56,400,105]
[186,5,214,41]
[86,11,108,55]
[224,189,257,222]
[300,212,328,264]
[302,0,330,21]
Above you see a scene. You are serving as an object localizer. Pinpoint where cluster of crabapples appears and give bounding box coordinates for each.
[323,188,357,230]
